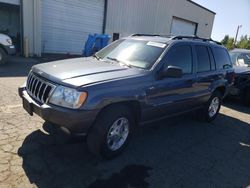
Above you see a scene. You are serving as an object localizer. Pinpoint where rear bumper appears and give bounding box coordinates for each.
[18,86,97,135]
[4,45,16,55]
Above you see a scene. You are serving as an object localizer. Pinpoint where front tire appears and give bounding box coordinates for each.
[0,48,7,65]
[87,105,134,159]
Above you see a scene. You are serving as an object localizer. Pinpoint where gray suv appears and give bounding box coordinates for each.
[19,35,234,158]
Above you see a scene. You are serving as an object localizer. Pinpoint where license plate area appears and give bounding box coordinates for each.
[23,98,33,115]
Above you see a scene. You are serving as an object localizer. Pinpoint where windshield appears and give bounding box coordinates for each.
[230,52,250,67]
[95,39,166,69]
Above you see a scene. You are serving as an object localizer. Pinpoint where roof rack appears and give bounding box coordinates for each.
[130,34,222,45]
[171,35,222,45]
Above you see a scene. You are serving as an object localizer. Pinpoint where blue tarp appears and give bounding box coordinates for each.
[83,34,111,57]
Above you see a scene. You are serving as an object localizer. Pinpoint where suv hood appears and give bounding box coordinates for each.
[32,57,146,87]
[234,66,250,74]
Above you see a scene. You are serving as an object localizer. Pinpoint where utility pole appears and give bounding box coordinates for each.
[234,25,242,47]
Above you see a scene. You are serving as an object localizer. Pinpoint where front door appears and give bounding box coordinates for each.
[144,44,197,121]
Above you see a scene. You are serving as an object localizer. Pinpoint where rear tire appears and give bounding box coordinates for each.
[199,91,222,122]
[0,48,7,65]
[87,105,134,159]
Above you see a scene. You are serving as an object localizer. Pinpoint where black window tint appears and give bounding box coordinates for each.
[196,45,211,72]
[164,45,192,74]
[213,48,232,69]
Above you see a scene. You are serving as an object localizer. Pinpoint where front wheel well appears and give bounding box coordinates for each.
[96,101,141,124]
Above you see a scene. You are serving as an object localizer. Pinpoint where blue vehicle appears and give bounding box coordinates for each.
[19,35,234,158]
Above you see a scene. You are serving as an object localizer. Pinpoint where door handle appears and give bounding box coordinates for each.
[148,86,155,90]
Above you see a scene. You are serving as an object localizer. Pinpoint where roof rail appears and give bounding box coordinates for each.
[131,34,175,38]
[172,35,222,45]
[131,34,160,37]
[130,34,222,45]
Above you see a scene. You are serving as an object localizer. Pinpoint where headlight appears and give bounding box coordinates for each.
[6,38,12,45]
[49,86,87,109]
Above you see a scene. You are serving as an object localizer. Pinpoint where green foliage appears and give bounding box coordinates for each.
[221,35,235,50]
[237,35,250,49]
[221,35,250,50]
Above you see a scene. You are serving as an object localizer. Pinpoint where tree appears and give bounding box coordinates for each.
[221,35,250,50]
[221,35,234,50]
[237,35,250,49]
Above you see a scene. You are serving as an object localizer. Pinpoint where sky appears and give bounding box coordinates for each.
[193,0,250,41]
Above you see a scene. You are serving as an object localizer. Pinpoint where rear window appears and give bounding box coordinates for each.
[213,48,232,69]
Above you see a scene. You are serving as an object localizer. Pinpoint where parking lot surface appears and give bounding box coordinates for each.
[0,58,250,188]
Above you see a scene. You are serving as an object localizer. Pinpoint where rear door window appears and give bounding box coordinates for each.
[213,48,232,69]
[195,45,211,72]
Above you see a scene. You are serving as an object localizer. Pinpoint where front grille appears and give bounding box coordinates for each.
[26,72,56,103]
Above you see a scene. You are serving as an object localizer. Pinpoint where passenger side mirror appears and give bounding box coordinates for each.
[160,66,183,79]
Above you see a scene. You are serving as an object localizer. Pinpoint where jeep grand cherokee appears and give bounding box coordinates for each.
[19,35,234,158]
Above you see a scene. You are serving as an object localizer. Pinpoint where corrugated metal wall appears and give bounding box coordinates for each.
[22,0,41,56]
[105,0,215,39]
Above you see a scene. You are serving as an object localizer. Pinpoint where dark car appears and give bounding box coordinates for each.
[229,49,250,105]
[19,35,234,158]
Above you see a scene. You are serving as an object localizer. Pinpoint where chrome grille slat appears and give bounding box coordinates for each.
[30,76,36,92]
[28,75,34,91]
[26,72,56,103]
[33,80,39,95]
[41,85,48,103]
[37,83,43,98]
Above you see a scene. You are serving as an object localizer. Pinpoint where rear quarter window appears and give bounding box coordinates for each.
[213,47,232,69]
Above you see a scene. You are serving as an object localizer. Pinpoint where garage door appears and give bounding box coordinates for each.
[171,17,197,36]
[41,0,104,54]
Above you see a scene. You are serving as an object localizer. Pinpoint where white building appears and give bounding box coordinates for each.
[0,0,215,56]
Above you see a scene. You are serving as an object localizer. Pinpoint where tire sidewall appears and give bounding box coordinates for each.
[205,92,222,122]
[101,110,134,158]
[87,105,134,159]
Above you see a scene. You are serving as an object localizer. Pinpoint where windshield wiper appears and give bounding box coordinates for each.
[93,54,101,60]
[106,57,133,68]
[106,56,120,62]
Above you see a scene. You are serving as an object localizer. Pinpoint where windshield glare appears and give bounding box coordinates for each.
[96,39,166,69]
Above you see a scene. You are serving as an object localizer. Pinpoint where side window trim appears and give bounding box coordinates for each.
[208,46,216,70]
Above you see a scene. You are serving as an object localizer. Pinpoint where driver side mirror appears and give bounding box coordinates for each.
[160,66,183,79]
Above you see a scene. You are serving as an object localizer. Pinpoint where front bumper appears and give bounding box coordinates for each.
[18,86,97,135]
[4,45,16,55]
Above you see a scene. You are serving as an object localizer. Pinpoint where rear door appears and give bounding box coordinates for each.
[194,45,217,104]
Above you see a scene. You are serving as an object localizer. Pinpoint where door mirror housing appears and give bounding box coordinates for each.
[160,66,183,78]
